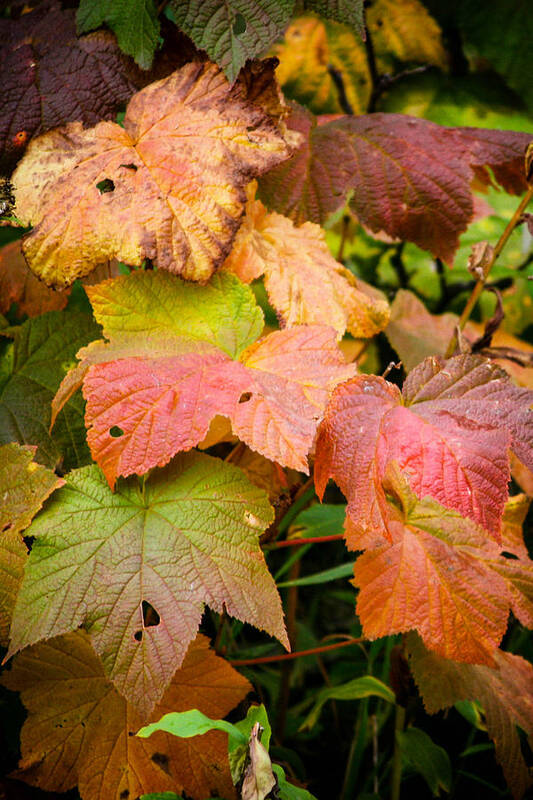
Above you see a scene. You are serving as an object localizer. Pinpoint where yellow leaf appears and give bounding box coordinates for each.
[274,1,447,114]
[12,61,292,288]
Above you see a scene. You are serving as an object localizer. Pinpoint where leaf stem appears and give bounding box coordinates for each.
[265,533,344,549]
[390,704,406,800]
[445,185,533,358]
[229,637,366,666]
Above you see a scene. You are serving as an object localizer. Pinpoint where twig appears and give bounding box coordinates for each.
[363,4,380,113]
[327,66,354,115]
[337,214,352,261]
[229,637,366,666]
[363,4,434,112]
[265,533,344,549]
[445,185,533,358]
[390,242,408,288]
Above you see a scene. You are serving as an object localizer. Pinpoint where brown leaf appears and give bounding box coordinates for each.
[409,634,533,799]
[2,632,250,800]
[0,241,69,317]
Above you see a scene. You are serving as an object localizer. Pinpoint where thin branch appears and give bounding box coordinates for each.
[229,637,366,666]
[327,66,354,115]
[445,185,533,358]
[265,533,344,549]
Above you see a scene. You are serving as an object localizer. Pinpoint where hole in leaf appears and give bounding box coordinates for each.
[151,752,170,773]
[501,551,519,560]
[120,791,129,799]
[238,392,252,404]
[120,163,137,171]
[142,600,161,627]
[96,178,115,194]
[134,630,143,641]
[233,12,246,35]
[109,425,124,438]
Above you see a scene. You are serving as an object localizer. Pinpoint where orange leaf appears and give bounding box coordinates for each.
[2,631,250,800]
[352,465,533,664]
[12,61,293,288]
[223,184,389,339]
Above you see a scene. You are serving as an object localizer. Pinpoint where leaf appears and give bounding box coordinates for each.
[386,289,461,372]
[2,631,250,800]
[12,60,292,288]
[0,443,63,536]
[273,16,371,115]
[77,0,161,70]
[0,530,27,647]
[274,1,445,115]
[457,0,533,109]
[0,241,70,318]
[258,104,531,263]
[272,765,319,800]
[0,442,60,645]
[170,0,294,83]
[241,723,276,800]
[315,354,533,543]
[289,503,347,539]
[0,1,146,173]
[303,0,364,35]
[139,702,271,786]
[8,451,285,715]
[301,675,395,731]
[0,311,101,470]
[366,0,447,72]
[408,634,533,799]
[277,561,355,588]
[352,464,533,663]
[398,727,451,796]
[60,271,354,486]
[386,290,533,387]
[223,184,390,339]
[138,708,246,745]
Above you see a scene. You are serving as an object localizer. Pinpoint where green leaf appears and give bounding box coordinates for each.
[139,703,273,786]
[457,0,533,108]
[272,764,319,800]
[8,452,285,717]
[170,0,294,82]
[140,795,184,800]
[277,561,355,587]
[231,705,272,784]
[138,708,247,746]
[303,0,364,36]
[398,727,452,796]
[77,0,161,69]
[0,311,100,470]
[290,503,346,538]
[301,676,395,730]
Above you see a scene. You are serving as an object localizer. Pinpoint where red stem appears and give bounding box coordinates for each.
[265,534,345,549]
[229,637,366,666]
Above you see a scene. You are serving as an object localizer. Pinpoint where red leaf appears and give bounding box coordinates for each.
[259,104,532,262]
[315,354,533,543]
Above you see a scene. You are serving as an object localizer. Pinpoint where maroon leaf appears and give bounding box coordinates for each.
[0,1,147,173]
[259,104,532,263]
